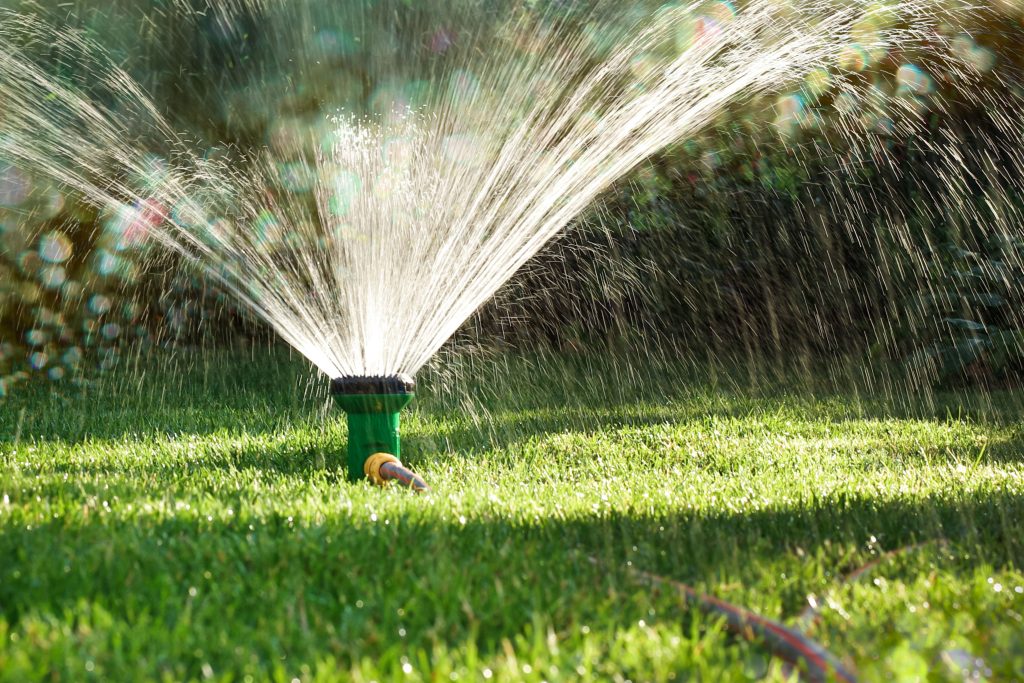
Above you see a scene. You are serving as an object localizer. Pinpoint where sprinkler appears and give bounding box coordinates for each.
[330,374,429,491]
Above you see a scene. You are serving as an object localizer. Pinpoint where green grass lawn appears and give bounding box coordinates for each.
[1,350,1022,681]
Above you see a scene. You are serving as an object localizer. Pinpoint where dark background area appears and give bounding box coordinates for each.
[2,0,1024,392]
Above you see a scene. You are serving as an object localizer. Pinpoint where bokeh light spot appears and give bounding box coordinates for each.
[0,162,31,207]
[38,231,73,264]
[38,265,67,289]
[29,351,48,370]
[88,294,112,316]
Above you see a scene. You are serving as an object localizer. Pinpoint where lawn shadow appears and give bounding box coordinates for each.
[0,348,325,445]
[1,487,1020,676]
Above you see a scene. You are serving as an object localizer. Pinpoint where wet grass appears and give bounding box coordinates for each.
[0,349,1022,681]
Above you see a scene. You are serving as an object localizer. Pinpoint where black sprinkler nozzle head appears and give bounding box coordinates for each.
[330,374,416,396]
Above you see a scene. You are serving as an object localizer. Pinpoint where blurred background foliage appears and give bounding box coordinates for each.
[2,0,1024,396]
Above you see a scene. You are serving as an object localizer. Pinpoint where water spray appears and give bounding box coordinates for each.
[330,374,429,491]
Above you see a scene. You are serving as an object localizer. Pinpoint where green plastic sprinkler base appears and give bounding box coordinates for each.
[330,375,415,482]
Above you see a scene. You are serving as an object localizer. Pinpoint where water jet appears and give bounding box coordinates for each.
[1,1,927,390]
[330,373,427,490]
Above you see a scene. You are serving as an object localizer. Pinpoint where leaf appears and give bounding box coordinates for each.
[987,329,1024,373]
[939,337,990,379]
[943,318,987,333]
[967,292,1005,308]
[885,641,930,680]
[902,291,961,311]
[941,244,978,261]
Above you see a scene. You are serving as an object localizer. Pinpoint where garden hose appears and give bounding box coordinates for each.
[794,539,947,632]
[587,555,855,683]
[598,538,949,683]
[776,539,950,680]
[631,566,856,683]
[364,452,430,492]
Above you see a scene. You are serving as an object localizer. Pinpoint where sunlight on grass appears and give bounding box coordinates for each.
[1,352,1022,681]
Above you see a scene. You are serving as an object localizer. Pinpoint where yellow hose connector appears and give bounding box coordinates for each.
[364,452,401,486]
